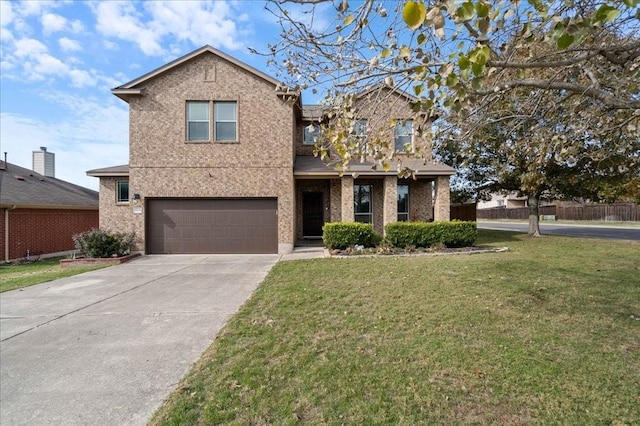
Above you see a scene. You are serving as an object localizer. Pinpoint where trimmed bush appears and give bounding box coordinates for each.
[385,221,477,248]
[323,222,381,250]
[72,229,135,258]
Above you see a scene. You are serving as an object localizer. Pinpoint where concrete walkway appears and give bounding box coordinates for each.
[0,254,279,426]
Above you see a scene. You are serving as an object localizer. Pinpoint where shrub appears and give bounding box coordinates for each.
[323,222,381,250]
[73,229,135,258]
[385,221,477,248]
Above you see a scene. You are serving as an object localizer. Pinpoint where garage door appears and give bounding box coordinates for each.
[146,198,278,254]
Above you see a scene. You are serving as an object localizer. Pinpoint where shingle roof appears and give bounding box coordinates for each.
[112,45,297,102]
[301,105,326,121]
[0,162,98,209]
[294,156,455,177]
[86,164,129,177]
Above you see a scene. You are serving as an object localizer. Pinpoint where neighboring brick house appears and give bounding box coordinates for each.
[0,160,98,262]
[88,45,454,255]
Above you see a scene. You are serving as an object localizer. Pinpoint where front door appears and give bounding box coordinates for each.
[303,192,324,237]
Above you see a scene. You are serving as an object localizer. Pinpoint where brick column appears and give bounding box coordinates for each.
[341,176,354,222]
[383,176,397,232]
[425,180,433,221]
[330,179,342,222]
[434,176,450,221]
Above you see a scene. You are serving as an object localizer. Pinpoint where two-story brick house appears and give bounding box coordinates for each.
[88,45,454,254]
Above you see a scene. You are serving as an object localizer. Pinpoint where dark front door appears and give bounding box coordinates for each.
[302,192,324,237]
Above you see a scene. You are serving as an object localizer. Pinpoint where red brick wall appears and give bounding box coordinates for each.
[1,208,98,261]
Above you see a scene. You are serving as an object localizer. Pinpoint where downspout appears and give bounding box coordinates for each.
[5,205,16,263]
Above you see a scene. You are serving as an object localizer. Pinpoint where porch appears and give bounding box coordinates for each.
[294,163,453,241]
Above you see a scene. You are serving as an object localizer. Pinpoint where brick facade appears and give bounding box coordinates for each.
[104,51,296,253]
[93,46,455,253]
[1,208,98,261]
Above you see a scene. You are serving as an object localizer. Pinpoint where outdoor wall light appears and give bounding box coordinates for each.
[133,193,141,200]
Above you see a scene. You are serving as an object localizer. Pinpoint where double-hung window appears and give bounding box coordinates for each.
[394,119,413,152]
[186,101,237,142]
[397,184,409,221]
[187,101,210,141]
[354,119,368,154]
[116,180,129,204]
[303,123,322,145]
[214,102,237,141]
[354,184,372,223]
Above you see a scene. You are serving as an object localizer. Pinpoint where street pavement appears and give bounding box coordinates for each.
[0,254,279,426]
[477,221,640,240]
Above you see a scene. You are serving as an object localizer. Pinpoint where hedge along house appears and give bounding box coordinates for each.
[1,152,99,262]
[87,46,455,255]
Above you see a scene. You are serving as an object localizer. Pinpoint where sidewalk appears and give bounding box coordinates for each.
[280,246,327,261]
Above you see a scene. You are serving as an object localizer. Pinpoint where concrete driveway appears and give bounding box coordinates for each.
[0,254,279,426]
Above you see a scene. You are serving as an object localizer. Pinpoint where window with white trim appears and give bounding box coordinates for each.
[303,123,321,145]
[214,101,237,141]
[397,184,409,221]
[354,184,372,223]
[394,119,413,152]
[186,101,209,141]
[116,180,129,204]
[186,101,238,142]
[354,119,368,153]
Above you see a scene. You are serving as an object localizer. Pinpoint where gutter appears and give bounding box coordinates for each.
[4,205,16,263]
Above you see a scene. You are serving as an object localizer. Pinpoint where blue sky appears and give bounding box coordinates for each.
[1,0,330,190]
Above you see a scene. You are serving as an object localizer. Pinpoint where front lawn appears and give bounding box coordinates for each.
[151,230,640,424]
[0,257,109,292]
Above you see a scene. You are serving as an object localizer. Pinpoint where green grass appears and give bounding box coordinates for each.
[151,230,640,425]
[0,257,109,292]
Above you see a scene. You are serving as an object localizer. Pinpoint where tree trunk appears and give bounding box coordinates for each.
[528,194,541,236]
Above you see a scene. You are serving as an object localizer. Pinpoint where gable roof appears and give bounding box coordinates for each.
[0,162,98,209]
[86,164,129,177]
[300,82,421,122]
[112,45,294,102]
[294,156,455,177]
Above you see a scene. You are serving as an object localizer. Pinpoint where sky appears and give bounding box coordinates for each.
[0,0,329,191]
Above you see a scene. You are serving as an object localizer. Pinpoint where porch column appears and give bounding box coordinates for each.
[341,176,354,222]
[383,176,397,232]
[330,179,342,222]
[434,176,450,221]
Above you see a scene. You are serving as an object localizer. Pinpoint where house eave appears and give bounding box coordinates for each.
[86,164,130,178]
[112,45,293,97]
[0,203,98,210]
[111,88,144,102]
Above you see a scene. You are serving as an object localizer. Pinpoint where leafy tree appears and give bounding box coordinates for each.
[265,0,639,234]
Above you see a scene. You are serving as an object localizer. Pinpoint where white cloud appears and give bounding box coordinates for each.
[92,0,249,57]
[1,96,129,191]
[14,38,48,57]
[69,19,84,33]
[59,37,81,52]
[0,1,15,27]
[41,13,67,35]
[94,1,163,56]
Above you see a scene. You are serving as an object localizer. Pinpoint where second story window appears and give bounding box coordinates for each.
[116,180,129,204]
[215,101,237,141]
[186,101,238,142]
[303,123,322,145]
[354,119,368,153]
[187,101,210,141]
[394,119,413,152]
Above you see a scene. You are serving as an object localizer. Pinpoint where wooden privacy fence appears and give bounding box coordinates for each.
[450,203,477,221]
[477,203,640,222]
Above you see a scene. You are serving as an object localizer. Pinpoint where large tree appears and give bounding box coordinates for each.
[265,0,640,234]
